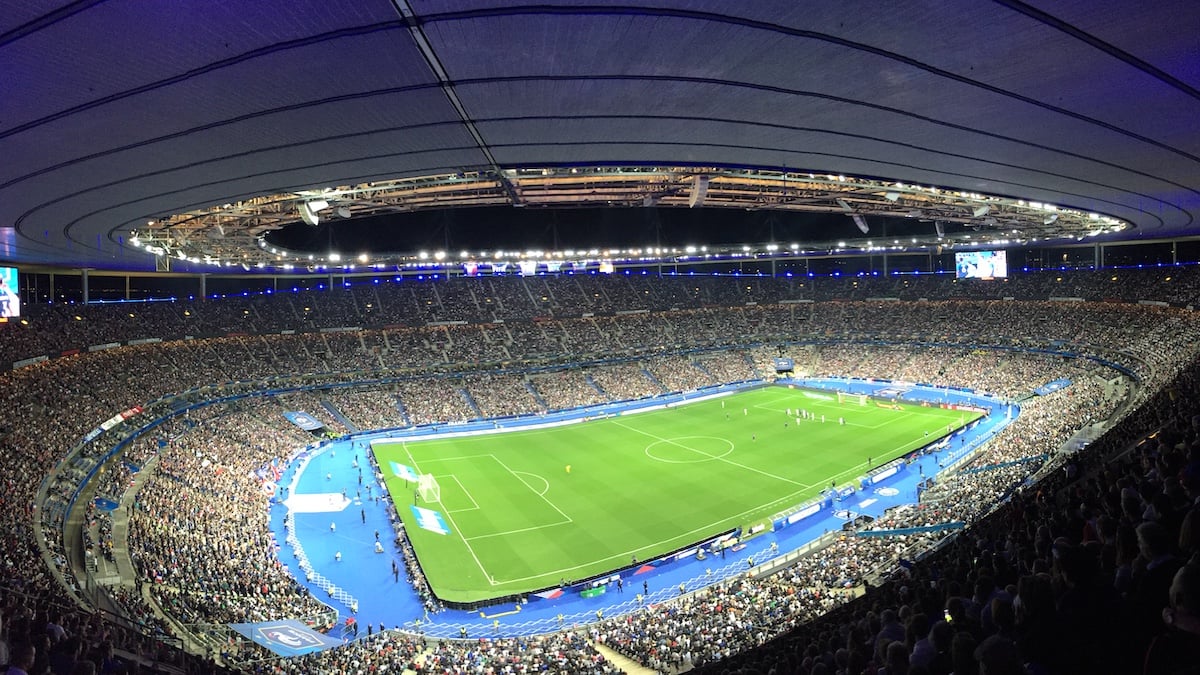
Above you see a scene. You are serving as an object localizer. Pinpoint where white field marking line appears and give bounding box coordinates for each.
[803,396,977,421]
[797,399,967,430]
[878,408,981,425]
[861,411,914,429]
[421,455,566,497]
[611,420,809,488]
[490,455,574,523]
[495,483,818,585]
[443,474,480,513]
[401,440,422,475]
[751,398,910,430]
[512,470,550,496]
[858,405,981,430]
[463,519,572,541]
[751,395,805,410]
[381,392,777,447]
[401,441,495,585]
[384,419,612,447]
[408,453,567,529]
[772,398,878,428]
[824,430,943,485]
[416,452,506,463]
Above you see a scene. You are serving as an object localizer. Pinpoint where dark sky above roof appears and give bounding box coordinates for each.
[267,206,924,254]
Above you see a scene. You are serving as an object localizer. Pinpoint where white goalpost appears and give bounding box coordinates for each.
[837,392,868,406]
[417,473,441,503]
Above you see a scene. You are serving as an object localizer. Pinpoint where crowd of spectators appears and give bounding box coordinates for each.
[302,350,759,430]
[644,355,711,393]
[126,398,329,627]
[506,320,571,359]
[271,391,348,436]
[9,267,1200,365]
[105,586,173,640]
[695,351,760,384]
[391,379,475,427]
[529,370,609,410]
[460,373,543,419]
[583,373,1125,673]
[589,363,665,401]
[689,350,1200,675]
[0,588,203,675]
[3,272,1200,674]
[417,630,617,674]
[323,388,407,431]
[394,526,437,617]
[7,299,1188,403]
[258,622,616,674]
[115,349,1162,672]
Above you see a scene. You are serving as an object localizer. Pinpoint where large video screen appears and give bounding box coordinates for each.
[0,266,18,318]
[955,250,1007,279]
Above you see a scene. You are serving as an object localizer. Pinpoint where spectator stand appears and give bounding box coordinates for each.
[44,341,1123,667]
[11,283,1198,672]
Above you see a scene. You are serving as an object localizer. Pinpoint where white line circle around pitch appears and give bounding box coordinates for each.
[644,436,736,464]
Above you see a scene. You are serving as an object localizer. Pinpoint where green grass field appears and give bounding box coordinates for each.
[374,385,979,603]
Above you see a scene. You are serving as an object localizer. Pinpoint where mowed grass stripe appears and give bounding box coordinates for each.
[375,386,979,602]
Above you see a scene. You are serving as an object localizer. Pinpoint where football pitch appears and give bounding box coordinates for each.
[374,385,980,603]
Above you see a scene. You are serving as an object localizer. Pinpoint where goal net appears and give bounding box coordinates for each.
[417,473,441,503]
[837,392,868,406]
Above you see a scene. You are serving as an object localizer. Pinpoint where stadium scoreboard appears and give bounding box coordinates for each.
[954,250,1007,279]
[0,266,18,319]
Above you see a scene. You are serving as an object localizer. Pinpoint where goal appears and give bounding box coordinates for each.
[417,474,441,503]
[837,392,868,406]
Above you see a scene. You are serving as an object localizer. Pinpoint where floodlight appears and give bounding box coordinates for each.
[298,199,328,226]
[298,203,318,226]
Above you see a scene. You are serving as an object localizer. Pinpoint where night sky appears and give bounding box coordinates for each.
[267,206,939,255]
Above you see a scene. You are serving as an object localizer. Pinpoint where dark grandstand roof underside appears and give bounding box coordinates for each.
[2,1,1199,269]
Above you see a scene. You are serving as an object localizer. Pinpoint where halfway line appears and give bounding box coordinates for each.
[612,420,810,488]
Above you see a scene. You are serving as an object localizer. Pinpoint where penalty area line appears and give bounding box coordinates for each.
[492,455,574,523]
[403,442,496,586]
[423,497,496,586]
[463,519,573,541]
[443,474,480,513]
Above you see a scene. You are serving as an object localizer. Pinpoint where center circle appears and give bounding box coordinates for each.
[644,436,735,464]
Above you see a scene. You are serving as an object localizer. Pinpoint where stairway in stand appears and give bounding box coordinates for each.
[589,640,661,674]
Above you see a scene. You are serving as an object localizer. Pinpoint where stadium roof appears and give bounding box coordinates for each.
[3,1,1199,271]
